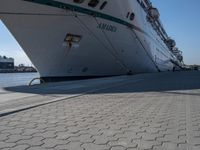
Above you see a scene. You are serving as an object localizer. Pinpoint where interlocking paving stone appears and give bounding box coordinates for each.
[67,134,95,143]
[64,141,84,150]
[110,146,126,150]
[93,135,118,145]
[0,141,16,149]
[41,138,68,148]
[0,133,10,141]
[17,136,44,146]
[1,144,30,150]
[26,146,54,150]
[0,71,200,150]
[108,138,137,148]
[6,134,32,143]
[81,143,110,150]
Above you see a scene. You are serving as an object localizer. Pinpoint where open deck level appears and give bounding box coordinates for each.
[0,71,200,150]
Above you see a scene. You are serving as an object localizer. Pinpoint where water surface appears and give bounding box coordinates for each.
[0,73,39,88]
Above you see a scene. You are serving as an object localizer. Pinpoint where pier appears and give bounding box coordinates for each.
[0,71,200,150]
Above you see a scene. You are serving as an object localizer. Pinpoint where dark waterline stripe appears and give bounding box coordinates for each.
[23,0,148,35]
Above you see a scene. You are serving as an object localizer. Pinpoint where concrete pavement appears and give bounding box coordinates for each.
[0,71,200,150]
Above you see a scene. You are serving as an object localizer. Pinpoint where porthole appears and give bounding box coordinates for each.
[88,0,100,8]
[100,1,107,10]
[130,12,135,21]
[73,0,85,3]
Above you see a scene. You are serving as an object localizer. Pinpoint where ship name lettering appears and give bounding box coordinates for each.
[97,23,117,32]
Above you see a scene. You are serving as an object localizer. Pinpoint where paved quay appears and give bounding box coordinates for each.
[0,71,200,150]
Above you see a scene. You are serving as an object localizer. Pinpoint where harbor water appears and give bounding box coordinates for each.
[0,73,39,88]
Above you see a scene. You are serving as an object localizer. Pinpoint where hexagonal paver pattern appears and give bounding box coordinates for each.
[0,71,200,150]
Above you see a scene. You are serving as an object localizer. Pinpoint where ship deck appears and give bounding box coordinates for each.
[0,71,200,150]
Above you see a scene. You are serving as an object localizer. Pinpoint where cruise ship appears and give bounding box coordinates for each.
[0,0,184,82]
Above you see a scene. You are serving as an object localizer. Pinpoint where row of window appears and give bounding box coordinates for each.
[74,0,108,10]
[74,0,135,21]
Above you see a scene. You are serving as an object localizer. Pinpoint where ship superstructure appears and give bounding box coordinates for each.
[0,0,184,82]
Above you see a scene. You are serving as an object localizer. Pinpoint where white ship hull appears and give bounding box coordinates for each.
[0,0,181,82]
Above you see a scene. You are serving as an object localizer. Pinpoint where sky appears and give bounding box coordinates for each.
[151,0,200,65]
[0,20,32,66]
[0,0,200,65]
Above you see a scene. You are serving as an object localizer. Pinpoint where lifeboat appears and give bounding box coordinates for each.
[148,7,160,20]
[166,38,176,48]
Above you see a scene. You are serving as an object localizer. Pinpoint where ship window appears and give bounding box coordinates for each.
[130,13,135,21]
[100,1,107,10]
[126,12,130,18]
[88,0,99,7]
[74,0,85,3]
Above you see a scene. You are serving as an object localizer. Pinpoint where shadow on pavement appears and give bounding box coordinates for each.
[3,71,200,95]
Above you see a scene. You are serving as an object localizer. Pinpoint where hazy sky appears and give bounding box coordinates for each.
[0,0,200,65]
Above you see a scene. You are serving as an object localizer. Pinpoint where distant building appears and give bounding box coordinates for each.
[0,55,14,71]
[15,64,37,72]
[190,65,200,71]
[184,64,200,71]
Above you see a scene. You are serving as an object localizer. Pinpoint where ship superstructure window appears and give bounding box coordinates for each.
[100,1,107,10]
[88,0,99,7]
[126,12,130,18]
[130,13,135,21]
[74,0,85,3]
